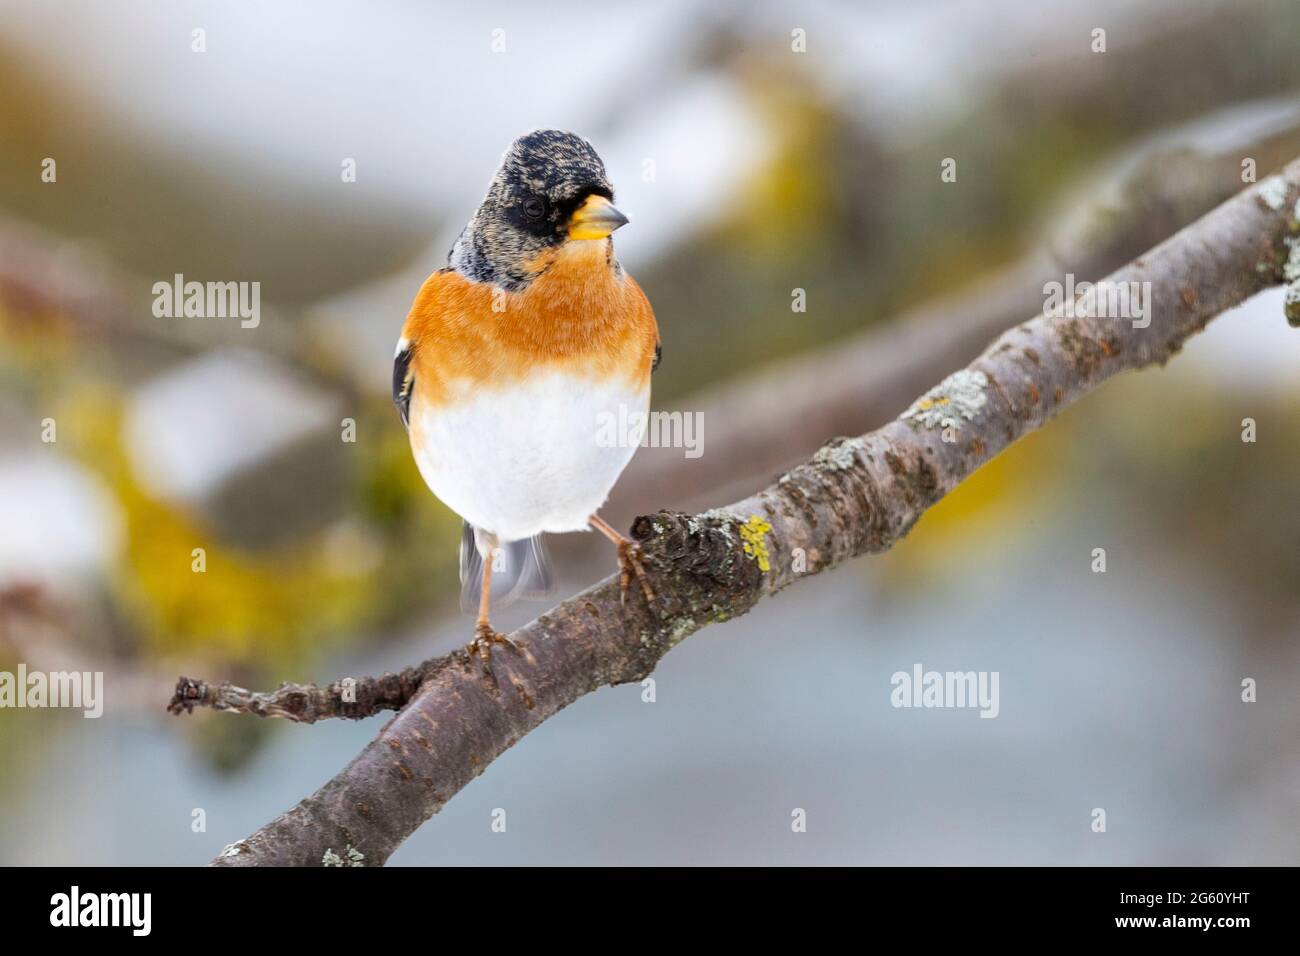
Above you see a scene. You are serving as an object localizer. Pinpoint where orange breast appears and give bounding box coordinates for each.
[401,240,658,409]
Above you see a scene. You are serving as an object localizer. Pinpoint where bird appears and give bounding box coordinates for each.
[393,130,660,660]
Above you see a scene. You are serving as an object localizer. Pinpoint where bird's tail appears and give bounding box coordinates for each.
[458,522,555,614]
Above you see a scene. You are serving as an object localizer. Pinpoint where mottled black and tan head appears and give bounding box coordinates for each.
[449,130,628,291]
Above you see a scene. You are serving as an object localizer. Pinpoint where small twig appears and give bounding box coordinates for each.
[167,663,438,723]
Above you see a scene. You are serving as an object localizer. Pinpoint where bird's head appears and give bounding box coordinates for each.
[450,130,628,291]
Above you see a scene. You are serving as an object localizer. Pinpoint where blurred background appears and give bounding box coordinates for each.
[1,0,1298,865]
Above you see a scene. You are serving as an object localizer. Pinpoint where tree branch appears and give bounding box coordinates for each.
[190,161,1300,867]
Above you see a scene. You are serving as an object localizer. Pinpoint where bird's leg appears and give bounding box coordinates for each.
[589,514,655,606]
[467,547,515,661]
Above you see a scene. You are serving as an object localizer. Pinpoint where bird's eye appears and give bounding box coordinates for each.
[522,197,546,220]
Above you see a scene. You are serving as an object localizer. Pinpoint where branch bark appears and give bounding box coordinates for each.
[191,161,1300,867]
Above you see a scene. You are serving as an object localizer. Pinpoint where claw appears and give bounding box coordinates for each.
[590,514,657,614]
[467,622,516,662]
[616,539,657,608]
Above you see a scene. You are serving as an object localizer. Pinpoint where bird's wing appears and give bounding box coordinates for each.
[622,274,660,380]
[395,268,464,429]
[393,338,414,429]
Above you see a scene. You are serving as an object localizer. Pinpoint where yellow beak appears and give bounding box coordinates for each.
[567,194,629,240]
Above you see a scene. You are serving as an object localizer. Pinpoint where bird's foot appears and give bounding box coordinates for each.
[616,538,657,608]
[467,622,516,662]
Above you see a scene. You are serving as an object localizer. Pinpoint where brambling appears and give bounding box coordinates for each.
[393,130,660,659]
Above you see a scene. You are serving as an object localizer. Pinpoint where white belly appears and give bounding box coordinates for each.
[410,372,648,541]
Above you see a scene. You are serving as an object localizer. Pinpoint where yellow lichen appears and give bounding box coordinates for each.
[739,515,773,573]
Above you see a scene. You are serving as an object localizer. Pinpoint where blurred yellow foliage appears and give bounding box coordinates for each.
[59,386,372,668]
[726,64,837,258]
